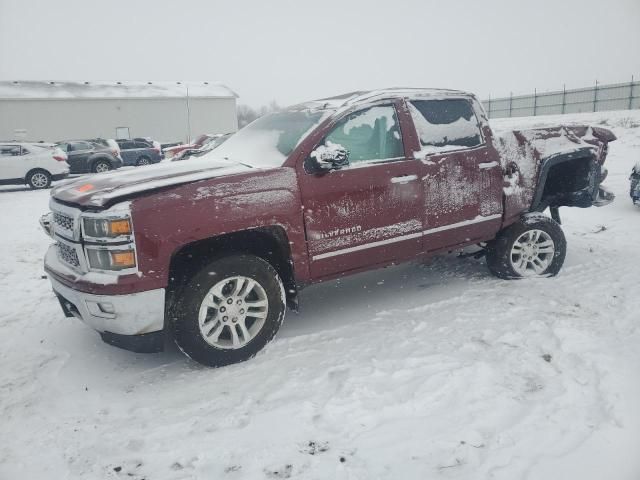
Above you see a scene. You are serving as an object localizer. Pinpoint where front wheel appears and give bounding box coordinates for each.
[486,213,566,279]
[171,254,286,367]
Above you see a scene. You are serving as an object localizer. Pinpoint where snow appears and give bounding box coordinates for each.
[0,81,237,99]
[1,109,640,479]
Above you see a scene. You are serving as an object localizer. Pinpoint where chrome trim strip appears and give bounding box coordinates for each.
[312,231,422,260]
[311,214,502,261]
[422,214,501,236]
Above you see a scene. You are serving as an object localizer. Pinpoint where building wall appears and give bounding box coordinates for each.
[0,97,237,142]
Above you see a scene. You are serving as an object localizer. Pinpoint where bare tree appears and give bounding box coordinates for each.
[237,100,281,128]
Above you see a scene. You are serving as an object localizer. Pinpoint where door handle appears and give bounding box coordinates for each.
[391,174,418,184]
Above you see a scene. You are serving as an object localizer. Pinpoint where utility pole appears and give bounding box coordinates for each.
[630,75,635,111]
[561,84,566,114]
[509,92,513,117]
[186,84,192,143]
[533,88,537,116]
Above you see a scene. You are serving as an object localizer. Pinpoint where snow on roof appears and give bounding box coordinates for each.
[0,81,238,100]
[299,87,474,110]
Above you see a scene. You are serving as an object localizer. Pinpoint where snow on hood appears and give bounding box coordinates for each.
[51,157,251,208]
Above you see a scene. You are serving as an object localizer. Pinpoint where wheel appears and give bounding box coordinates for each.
[486,213,566,279]
[171,254,286,367]
[26,169,52,189]
[93,160,112,173]
[136,156,151,166]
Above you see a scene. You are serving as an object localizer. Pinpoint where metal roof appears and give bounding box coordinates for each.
[0,81,238,100]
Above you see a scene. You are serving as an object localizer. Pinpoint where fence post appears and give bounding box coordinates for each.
[593,80,598,112]
[509,92,513,117]
[630,75,635,110]
[533,89,537,116]
[561,84,566,114]
[487,94,491,118]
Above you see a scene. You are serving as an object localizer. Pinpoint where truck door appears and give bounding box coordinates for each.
[407,98,503,252]
[297,102,423,278]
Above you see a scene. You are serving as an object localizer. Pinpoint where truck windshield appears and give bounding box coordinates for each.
[205,109,331,168]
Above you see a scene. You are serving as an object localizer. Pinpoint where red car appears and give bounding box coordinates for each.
[42,88,615,367]
[162,134,214,159]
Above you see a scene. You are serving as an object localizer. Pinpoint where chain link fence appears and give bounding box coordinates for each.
[482,78,640,118]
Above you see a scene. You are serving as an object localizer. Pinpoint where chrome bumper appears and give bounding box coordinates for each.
[49,275,165,336]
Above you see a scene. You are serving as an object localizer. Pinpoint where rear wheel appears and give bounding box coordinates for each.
[486,214,566,279]
[93,160,112,173]
[136,156,151,166]
[26,169,51,189]
[171,254,286,367]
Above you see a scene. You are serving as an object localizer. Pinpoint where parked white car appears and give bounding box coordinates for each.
[0,142,69,189]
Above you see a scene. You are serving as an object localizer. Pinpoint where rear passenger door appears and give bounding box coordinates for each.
[408,98,503,252]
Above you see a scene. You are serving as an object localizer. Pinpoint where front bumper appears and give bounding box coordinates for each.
[49,274,166,352]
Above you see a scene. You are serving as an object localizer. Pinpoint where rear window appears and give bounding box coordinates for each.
[409,99,483,154]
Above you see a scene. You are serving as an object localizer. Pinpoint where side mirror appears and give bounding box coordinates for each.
[309,141,349,172]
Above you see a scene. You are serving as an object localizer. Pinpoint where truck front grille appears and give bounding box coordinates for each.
[57,241,80,268]
[53,212,74,232]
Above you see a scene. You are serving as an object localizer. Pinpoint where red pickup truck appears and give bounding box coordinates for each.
[41,88,615,367]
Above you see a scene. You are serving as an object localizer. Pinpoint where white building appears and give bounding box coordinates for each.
[0,81,238,143]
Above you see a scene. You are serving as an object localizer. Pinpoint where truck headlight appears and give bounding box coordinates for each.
[83,217,132,238]
[86,247,136,271]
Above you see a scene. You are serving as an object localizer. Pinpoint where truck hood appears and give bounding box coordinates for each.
[51,157,252,209]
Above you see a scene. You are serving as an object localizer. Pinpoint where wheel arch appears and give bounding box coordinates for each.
[530,148,600,211]
[167,225,298,312]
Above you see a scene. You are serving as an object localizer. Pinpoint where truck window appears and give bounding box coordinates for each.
[409,99,482,153]
[324,105,404,164]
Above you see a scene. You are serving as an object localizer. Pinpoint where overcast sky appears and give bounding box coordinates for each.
[1,0,639,107]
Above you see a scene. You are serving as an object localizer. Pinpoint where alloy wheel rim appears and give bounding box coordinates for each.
[96,163,110,173]
[31,173,48,188]
[138,158,150,165]
[198,276,269,349]
[510,229,555,276]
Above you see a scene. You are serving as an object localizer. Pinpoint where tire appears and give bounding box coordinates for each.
[486,213,566,279]
[93,159,112,173]
[26,169,52,189]
[136,156,151,166]
[171,254,286,367]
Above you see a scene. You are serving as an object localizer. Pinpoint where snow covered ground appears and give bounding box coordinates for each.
[1,110,639,480]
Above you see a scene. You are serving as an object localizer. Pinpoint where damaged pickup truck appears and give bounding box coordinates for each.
[41,88,615,367]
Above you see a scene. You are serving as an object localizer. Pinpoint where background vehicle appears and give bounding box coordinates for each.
[55,140,122,174]
[116,139,162,166]
[162,133,214,159]
[631,162,640,205]
[0,142,68,189]
[87,138,121,158]
[42,88,615,367]
[172,133,232,161]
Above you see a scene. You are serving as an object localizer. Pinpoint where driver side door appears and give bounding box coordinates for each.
[297,102,423,279]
